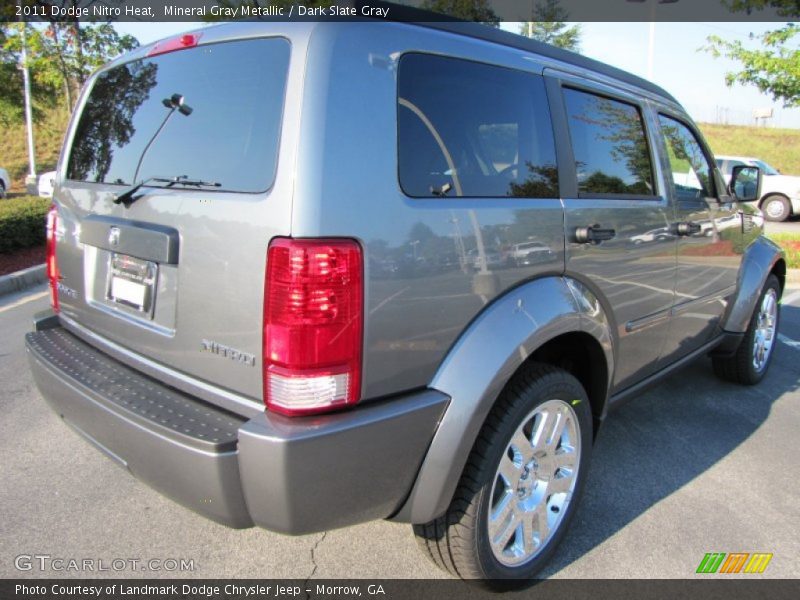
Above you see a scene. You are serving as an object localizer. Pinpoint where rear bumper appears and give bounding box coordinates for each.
[26,326,448,534]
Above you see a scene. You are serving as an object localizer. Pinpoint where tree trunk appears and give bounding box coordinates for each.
[68,17,83,105]
[50,26,74,109]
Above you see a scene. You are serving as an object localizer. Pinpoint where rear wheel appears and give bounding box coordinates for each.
[413,364,592,585]
[713,274,780,385]
[761,195,791,222]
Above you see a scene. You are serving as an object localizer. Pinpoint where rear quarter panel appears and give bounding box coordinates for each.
[293,22,567,401]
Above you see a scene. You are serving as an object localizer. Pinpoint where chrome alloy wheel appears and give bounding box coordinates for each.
[753,287,778,373]
[487,399,581,567]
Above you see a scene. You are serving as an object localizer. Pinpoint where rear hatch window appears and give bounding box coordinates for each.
[67,37,290,193]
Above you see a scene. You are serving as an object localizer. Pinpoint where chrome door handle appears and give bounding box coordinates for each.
[575,224,616,244]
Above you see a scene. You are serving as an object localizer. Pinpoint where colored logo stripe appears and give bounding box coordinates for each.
[697,553,726,573]
[720,553,749,573]
[696,552,773,574]
[744,553,773,573]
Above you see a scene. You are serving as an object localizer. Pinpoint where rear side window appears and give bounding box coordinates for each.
[398,54,558,198]
[563,88,655,196]
[67,37,290,193]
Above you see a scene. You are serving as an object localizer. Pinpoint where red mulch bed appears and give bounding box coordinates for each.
[680,240,735,257]
[0,246,45,276]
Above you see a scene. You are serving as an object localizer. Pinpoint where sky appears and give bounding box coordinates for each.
[113,20,800,129]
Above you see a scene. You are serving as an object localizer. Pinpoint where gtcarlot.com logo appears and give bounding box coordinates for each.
[696,552,773,574]
[14,554,195,573]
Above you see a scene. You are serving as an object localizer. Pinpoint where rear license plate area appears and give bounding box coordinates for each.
[106,253,157,317]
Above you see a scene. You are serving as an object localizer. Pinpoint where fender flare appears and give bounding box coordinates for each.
[391,275,613,524]
[722,235,785,334]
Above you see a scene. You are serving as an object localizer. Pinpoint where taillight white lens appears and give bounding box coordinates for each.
[45,204,59,313]
[263,238,363,416]
[268,370,350,411]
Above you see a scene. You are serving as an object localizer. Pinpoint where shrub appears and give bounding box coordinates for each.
[0,196,51,254]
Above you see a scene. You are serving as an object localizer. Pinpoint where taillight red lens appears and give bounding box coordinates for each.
[147,33,201,57]
[264,238,363,416]
[45,204,59,313]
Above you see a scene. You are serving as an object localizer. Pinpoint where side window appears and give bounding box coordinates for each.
[562,88,655,196]
[658,115,715,202]
[397,54,558,198]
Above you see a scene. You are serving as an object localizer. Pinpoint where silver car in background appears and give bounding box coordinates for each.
[0,167,9,198]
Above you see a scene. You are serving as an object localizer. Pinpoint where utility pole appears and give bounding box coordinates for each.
[626,0,680,81]
[647,19,655,80]
[19,19,38,193]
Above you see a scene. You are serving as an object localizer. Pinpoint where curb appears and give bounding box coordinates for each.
[0,263,46,297]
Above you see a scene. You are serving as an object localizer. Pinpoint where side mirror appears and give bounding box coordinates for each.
[728,165,761,202]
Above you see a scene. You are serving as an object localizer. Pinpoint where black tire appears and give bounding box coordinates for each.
[713,274,781,385]
[761,195,791,222]
[413,363,593,587]
[0,181,6,199]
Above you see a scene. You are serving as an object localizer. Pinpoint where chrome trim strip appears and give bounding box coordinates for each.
[671,286,736,317]
[625,310,670,334]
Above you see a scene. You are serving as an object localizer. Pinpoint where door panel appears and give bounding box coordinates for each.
[655,114,741,361]
[553,80,676,392]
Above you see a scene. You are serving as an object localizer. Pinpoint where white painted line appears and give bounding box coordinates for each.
[778,333,800,351]
[369,286,410,315]
[0,290,49,314]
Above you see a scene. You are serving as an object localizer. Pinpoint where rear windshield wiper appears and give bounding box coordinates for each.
[113,175,221,205]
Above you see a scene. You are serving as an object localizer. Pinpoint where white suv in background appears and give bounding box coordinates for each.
[716,155,800,221]
[38,170,56,198]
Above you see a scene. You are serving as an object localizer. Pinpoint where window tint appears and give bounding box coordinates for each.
[398,54,558,198]
[68,38,290,193]
[658,115,714,201]
[563,88,655,196]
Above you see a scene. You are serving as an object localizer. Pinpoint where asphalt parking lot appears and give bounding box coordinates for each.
[1,282,798,580]
[765,216,800,235]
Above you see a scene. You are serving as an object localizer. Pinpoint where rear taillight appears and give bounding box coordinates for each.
[45,204,59,313]
[263,238,363,416]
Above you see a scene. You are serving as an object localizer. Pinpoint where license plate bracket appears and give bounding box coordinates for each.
[106,253,158,317]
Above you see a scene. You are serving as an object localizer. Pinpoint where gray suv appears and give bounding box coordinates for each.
[26,18,785,584]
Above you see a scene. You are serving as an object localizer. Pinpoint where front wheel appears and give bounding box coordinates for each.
[713,274,781,385]
[413,364,593,585]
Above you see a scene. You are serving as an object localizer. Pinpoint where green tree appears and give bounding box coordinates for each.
[519,0,581,51]
[421,0,500,27]
[1,21,138,120]
[723,0,800,16]
[704,1,800,107]
[705,24,800,107]
[0,24,54,126]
